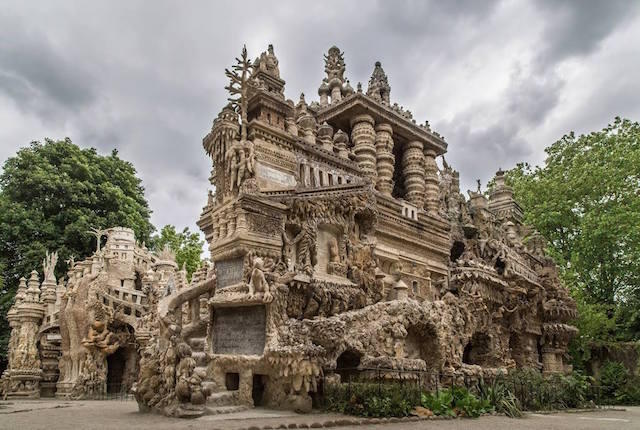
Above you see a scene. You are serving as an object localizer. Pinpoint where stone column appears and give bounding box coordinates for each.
[350,114,377,183]
[402,141,426,208]
[374,123,395,196]
[423,149,439,214]
[218,211,227,239]
[6,272,45,399]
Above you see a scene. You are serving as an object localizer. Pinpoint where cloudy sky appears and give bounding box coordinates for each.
[1,0,639,238]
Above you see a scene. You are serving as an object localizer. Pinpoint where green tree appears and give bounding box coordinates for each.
[0,138,154,369]
[501,118,640,366]
[150,225,203,280]
[503,118,640,307]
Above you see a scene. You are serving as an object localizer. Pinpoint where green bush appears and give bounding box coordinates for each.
[323,369,601,418]
[420,389,455,417]
[494,368,593,410]
[597,361,640,405]
[323,382,418,417]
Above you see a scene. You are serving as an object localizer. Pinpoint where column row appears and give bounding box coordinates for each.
[351,117,440,215]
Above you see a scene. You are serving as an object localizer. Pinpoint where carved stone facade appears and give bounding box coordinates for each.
[192,45,577,414]
[3,45,577,417]
[1,227,212,410]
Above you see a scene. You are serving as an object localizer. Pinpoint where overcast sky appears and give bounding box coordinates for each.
[1,0,639,239]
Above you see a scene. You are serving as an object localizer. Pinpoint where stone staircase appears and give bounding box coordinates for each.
[186,335,247,415]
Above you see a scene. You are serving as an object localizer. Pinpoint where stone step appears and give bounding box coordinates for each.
[206,390,239,407]
[192,351,208,367]
[205,405,248,416]
[188,337,206,351]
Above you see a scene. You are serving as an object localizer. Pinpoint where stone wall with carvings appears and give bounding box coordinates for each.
[2,44,577,417]
[187,44,578,415]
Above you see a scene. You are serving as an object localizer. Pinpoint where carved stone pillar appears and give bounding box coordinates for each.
[374,123,394,195]
[6,273,45,399]
[212,215,220,243]
[218,211,227,239]
[402,141,426,208]
[423,149,439,214]
[236,208,247,233]
[227,208,236,237]
[350,114,377,182]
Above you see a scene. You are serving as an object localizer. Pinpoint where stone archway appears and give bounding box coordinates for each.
[336,349,362,382]
[106,348,126,394]
[105,322,139,395]
[463,332,492,366]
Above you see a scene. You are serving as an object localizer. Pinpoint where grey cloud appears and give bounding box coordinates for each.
[534,0,640,67]
[0,19,96,114]
[0,0,638,236]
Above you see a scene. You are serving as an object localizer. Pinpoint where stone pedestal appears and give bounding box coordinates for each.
[374,123,394,195]
[6,369,42,399]
[350,114,377,182]
[402,141,425,208]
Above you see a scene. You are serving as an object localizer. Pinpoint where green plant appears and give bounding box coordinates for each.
[323,381,418,417]
[421,390,455,417]
[500,391,523,418]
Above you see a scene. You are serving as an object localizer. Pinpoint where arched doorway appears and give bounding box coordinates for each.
[106,348,126,394]
[463,333,492,366]
[336,349,362,382]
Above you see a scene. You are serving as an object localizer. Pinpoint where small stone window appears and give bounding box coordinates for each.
[225,372,240,391]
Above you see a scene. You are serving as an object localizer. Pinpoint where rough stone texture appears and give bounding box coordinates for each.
[2,45,577,418]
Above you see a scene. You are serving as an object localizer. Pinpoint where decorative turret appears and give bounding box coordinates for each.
[318,78,330,107]
[317,122,334,152]
[26,270,41,303]
[15,276,27,305]
[333,129,350,158]
[366,61,391,105]
[296,93,317,145]
[252,44,285,97]
[321,46,349,104]
[489,169,523,223]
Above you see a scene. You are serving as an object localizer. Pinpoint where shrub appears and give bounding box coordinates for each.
[597,361,640,405]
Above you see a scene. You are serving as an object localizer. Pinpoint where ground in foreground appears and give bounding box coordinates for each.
[0,400,637,430]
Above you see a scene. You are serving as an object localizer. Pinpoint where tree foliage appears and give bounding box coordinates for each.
[0,138,154,368]
[504,118,640,307]
[502,118,640,364]
[150,225,203,280]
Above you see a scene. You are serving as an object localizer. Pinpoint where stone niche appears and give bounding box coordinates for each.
[212,305,266,356]
[216,257,245,289]
[315,224,346,277]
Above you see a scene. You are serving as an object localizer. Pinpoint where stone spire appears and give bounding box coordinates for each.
[322,46,348,104]
[253,44,285,96]
[15,276,27,305]
[366,61,390,105]
[26,270,41,303]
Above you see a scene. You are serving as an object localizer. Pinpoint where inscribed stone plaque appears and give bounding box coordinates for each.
[256,162,296,188]
[216,258,244,289]
[213,305,266,355]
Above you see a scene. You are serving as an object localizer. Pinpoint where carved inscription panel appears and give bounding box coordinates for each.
[216,257,244,289]
[255,162,297,190]
[212,305,266,355]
